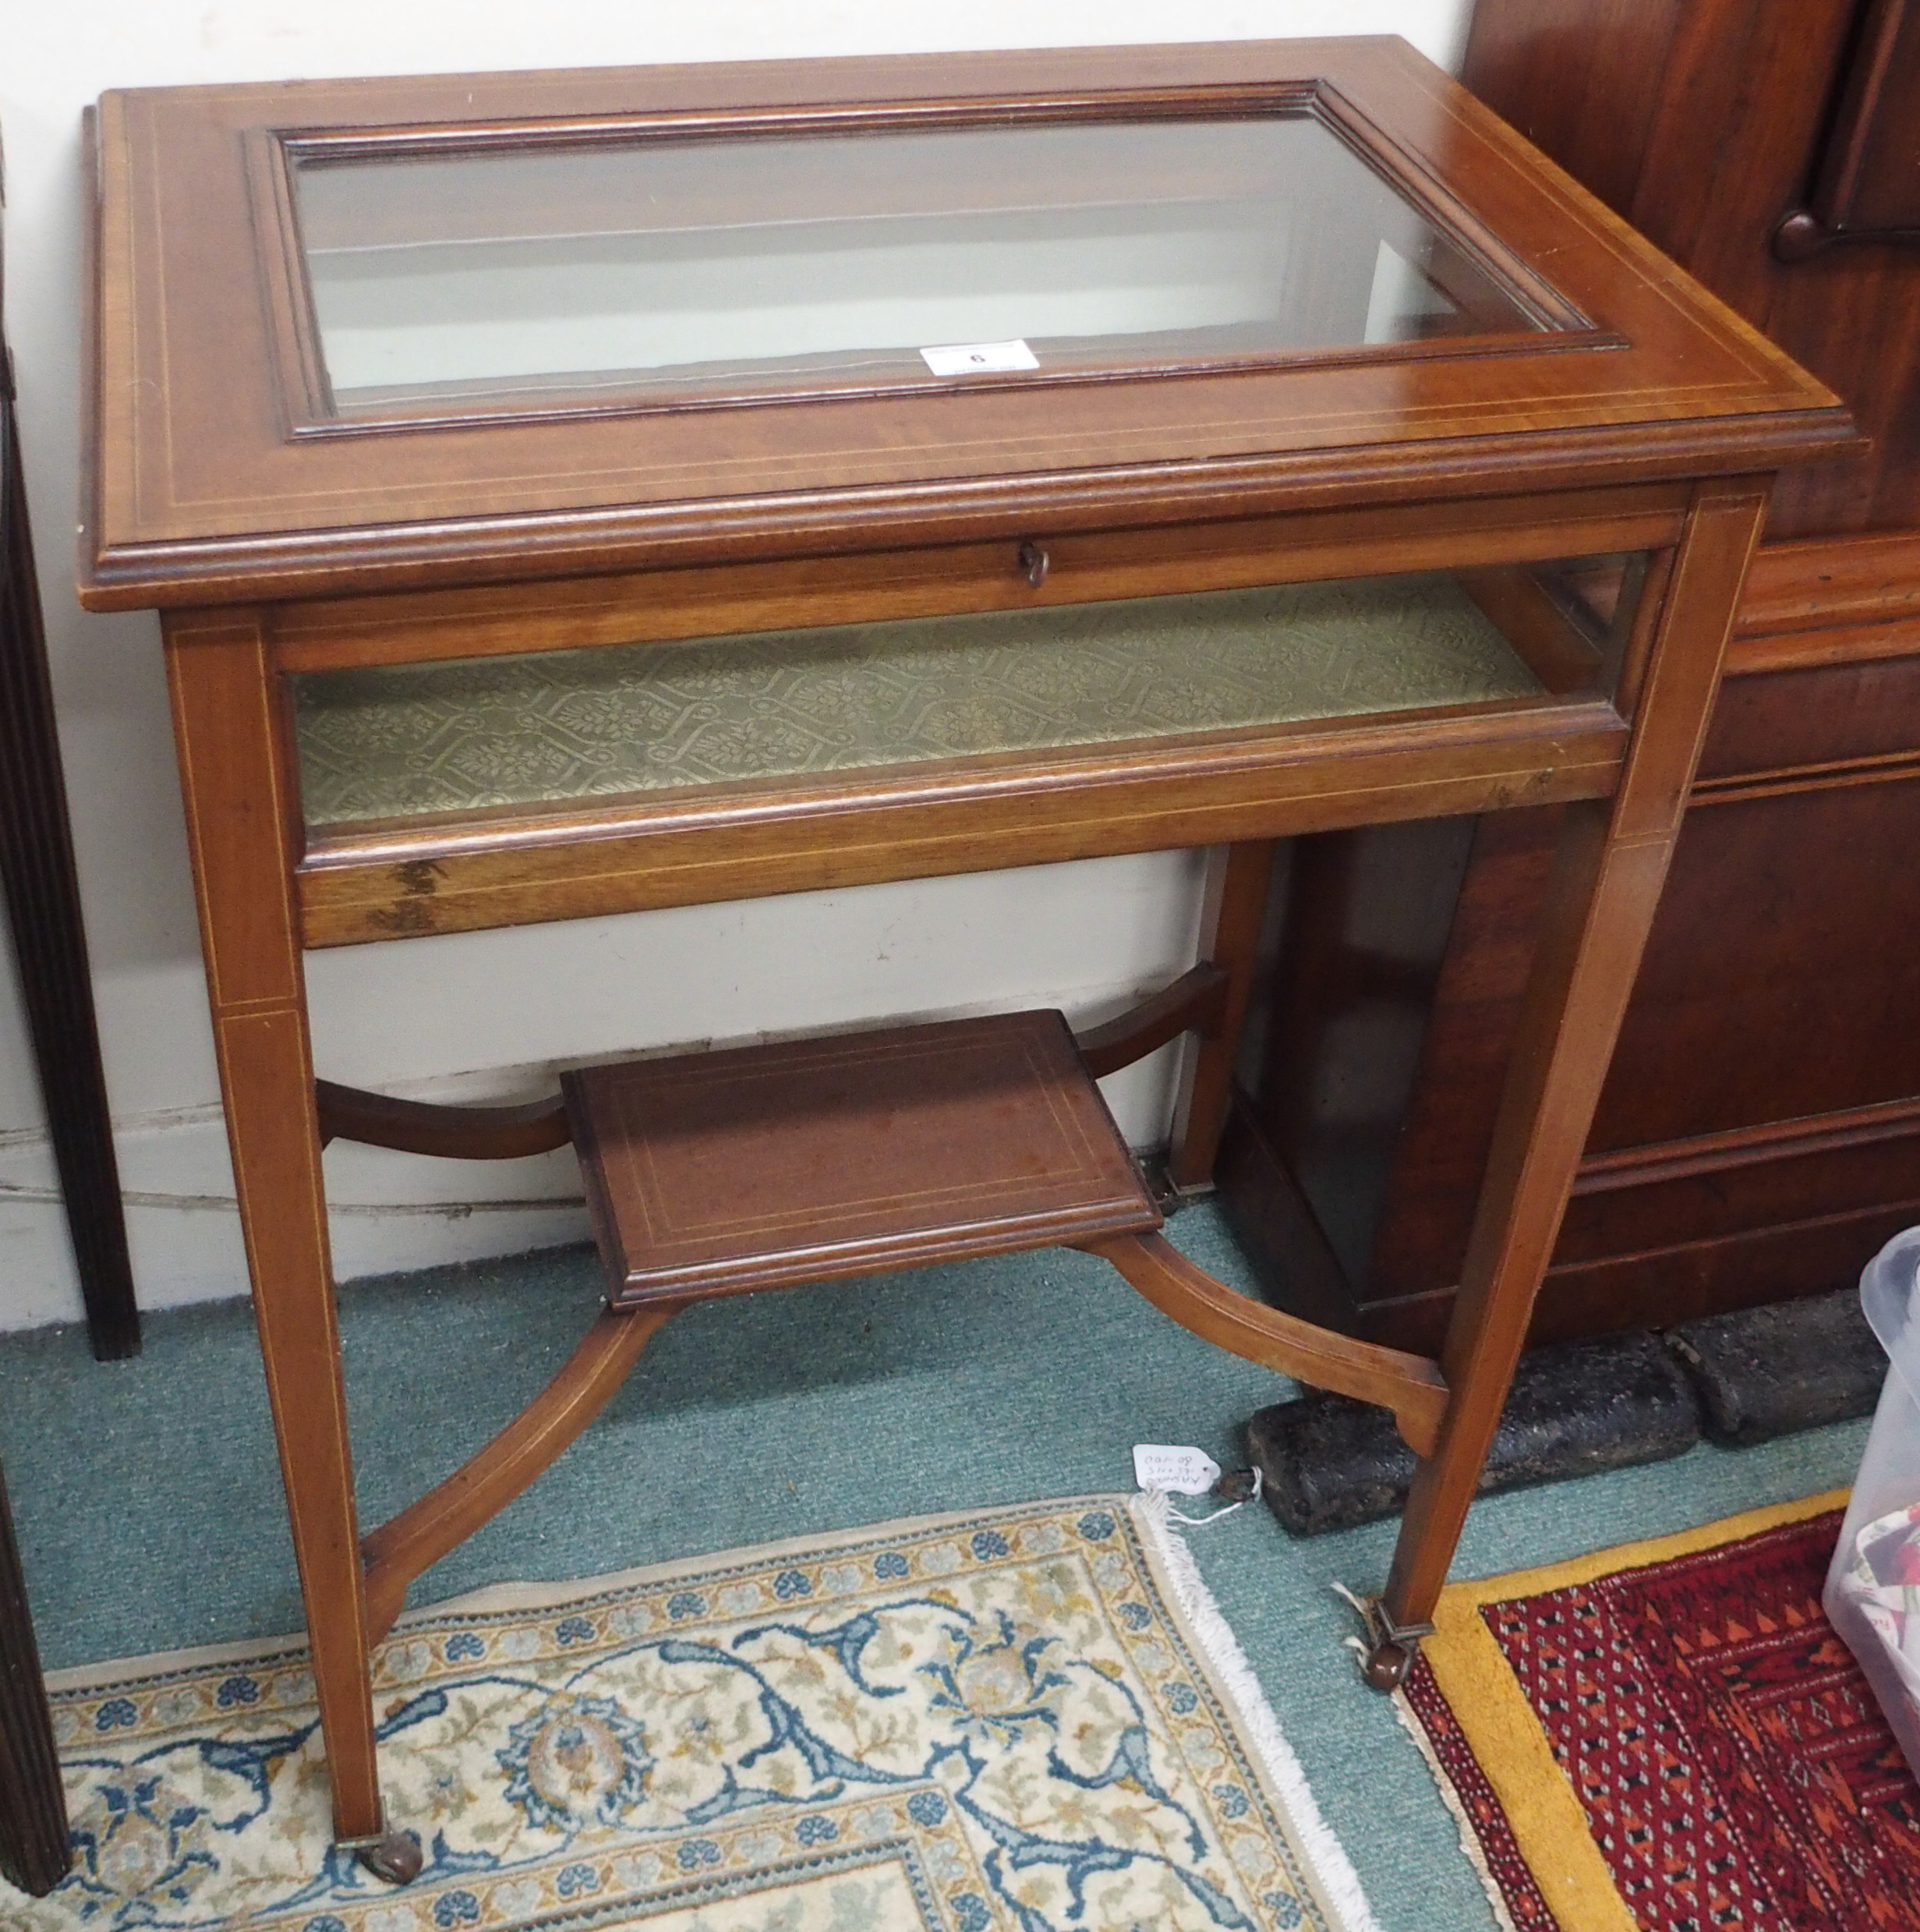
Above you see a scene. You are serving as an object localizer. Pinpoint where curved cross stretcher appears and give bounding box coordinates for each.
[336,954,1452,1661]
[326,947,1452,1675]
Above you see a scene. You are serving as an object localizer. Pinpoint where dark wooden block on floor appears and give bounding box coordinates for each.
[1665,1288,1887,1445]
[1246,1330,1700,1535]
[564,1009,1160,1306]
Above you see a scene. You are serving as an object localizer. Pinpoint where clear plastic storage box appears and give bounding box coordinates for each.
[1825,1226,1920,1778]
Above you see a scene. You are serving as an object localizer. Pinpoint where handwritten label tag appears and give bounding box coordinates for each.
[1132,1444,1223,1497]
[920,338,1039,377]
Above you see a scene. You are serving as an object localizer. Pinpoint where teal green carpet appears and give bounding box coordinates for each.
[0,1207,1871,1931]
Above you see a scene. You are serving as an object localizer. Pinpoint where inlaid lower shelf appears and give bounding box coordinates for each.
[564,1008,1162,1305]
[552,1004,1452,1463]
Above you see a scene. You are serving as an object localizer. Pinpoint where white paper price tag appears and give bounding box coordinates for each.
[1132,1443,1222,1497]
[919,338,1039,376]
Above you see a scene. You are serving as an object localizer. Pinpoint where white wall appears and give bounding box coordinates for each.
[0,0,1476,1328]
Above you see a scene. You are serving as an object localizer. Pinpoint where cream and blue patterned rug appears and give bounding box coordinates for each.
[4,1497,1374,1932]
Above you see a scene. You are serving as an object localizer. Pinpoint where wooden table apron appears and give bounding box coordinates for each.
[157,475,1765,1852]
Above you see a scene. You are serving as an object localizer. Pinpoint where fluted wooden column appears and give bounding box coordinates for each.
[0,328,140,1361]
[0,1450,67,1897]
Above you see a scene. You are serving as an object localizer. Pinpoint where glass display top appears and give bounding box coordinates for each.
[291,109,1554,420]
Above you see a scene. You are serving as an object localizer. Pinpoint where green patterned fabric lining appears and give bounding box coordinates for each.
[293,575,1541,829]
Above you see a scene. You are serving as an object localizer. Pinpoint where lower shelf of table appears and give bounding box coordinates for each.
[561,1006,1163,1305]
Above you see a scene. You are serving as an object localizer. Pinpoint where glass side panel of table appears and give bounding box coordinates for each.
[291,558,1646,839]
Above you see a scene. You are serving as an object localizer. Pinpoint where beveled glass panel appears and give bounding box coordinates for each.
[292,573,1581,833]
[291,112,1552,419]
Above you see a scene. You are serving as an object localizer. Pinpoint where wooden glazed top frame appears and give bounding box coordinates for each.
[83,37,1849,613]
[262,84,1592,435]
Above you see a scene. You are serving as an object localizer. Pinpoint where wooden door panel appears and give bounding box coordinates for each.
[1465,0,1920,538]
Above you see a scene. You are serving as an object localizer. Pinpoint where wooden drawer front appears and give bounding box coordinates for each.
[1563,1109,1920,1264]
[1593,775,1920,1147]
[1697,650,1920,783]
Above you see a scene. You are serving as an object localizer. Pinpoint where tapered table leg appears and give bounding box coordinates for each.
[163,612,407,1876]
[1370,485,1770,1675]
[1168,840,1279,1191]
[0,373,138,1361]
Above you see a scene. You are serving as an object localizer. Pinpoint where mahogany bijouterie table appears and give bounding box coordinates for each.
[80,37,1850,1878]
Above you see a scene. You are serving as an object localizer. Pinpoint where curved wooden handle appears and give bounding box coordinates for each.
[1083,1232,1448,1458]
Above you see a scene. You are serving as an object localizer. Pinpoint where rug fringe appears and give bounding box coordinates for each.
[1387,1685,1529,1932]
[1130,1491,1383,1932]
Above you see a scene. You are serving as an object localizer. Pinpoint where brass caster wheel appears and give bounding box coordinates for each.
[354,1831,423,1886]
[1361,1639,1414,1692]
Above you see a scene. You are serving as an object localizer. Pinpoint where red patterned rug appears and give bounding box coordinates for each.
[1397,1492,1920,1932]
